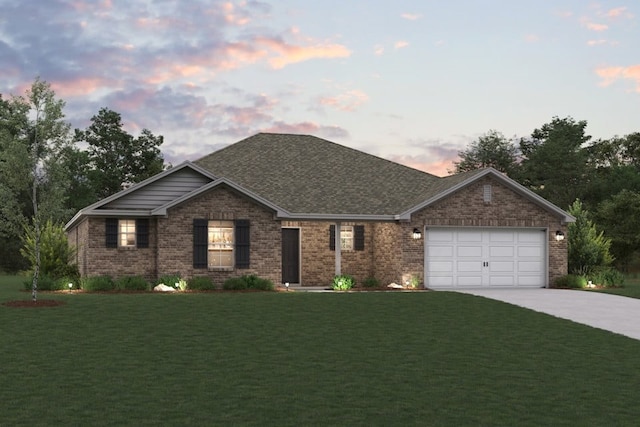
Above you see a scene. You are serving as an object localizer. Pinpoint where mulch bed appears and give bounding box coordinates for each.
[2,299,66,308]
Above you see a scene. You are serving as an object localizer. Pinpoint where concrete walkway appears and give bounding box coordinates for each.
[454,288,640,341]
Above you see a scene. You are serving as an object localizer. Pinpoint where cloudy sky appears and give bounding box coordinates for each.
[1,1,638,176]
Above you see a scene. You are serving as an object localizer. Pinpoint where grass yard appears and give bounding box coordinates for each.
[593,274,640,299]
[3,275,640,426]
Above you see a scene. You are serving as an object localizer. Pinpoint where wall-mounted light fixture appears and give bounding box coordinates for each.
[412,228,422,240]
[555,230,565,241]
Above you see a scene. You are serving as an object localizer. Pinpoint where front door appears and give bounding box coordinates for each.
[282,228,300,284]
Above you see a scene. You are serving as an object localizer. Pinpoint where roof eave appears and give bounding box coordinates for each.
[278,213,400,221]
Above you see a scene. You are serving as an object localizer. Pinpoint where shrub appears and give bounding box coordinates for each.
[589,267,625,288]
[23,274,61,291]
[83,275,116,292]
[188,276,216,291]
[20,220,79,280]
[56,276,80,291]
[222,275,275,291]
[332,274,354,291]
[223,277,247,290]
[554,274,587,289]
[156,274,184,290]
[115,276,149,291]
[362,277,380,288]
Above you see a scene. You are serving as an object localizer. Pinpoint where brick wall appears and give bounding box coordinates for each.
[296,221,374,286]
[157,185,281,286]
[405,176,569,286]
[67,175,569,288]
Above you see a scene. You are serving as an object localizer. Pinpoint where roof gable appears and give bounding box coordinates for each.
[399,168,575,223]
[64,162,216,229]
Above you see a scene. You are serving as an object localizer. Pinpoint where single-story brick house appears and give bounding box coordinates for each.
[65,133,574,289]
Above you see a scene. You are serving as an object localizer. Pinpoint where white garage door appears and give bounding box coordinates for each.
[425,228,546,289]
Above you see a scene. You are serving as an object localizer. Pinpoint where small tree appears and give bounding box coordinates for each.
[567,199,613,276]
[20,220,78,280]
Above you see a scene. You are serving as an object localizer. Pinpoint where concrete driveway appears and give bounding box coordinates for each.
[454,288,640,341]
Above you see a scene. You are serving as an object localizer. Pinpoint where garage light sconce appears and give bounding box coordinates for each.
[555,231,565,241]
[412,228,422,240]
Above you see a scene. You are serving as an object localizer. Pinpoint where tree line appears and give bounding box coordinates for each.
[454,116,640,270]
[0,78,165,274]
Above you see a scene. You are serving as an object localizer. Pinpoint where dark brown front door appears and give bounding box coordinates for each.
[282,228,300,284]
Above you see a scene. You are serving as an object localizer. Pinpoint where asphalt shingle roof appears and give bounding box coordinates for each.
[195,133,467,216]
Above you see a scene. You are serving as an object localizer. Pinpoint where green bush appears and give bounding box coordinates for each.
[115,276,149,291]
[56,276,80,291]
[243,274,275,291]
[83,275,116,292]
[20,220,79,280]
[23,274,61,291]
[589,268,625,288]
[188,276,216,291]
[362,277,380,288]
[332,274,354,291]
[222,275,275,291]
[554,274,587,289]
[156,274,182,289]
[223,277,247,290]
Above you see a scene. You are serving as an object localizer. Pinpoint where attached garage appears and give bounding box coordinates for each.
[425,227,547,289]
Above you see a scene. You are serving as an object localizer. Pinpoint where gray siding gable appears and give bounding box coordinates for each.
[102,167,213,210]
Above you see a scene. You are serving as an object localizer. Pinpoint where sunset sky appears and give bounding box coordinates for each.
[1,0,639,176]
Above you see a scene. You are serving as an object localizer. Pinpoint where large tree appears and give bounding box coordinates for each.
[452,130,519,175]
[75,108,165,199]
[595,189,640,269]
[0,78,73,299]
[0,94,31,271]
[517,116,590,209]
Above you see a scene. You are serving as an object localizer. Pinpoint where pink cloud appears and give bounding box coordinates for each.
[221,2,251,26]
[255,36,351,69]
[387,154,455,177]
[524,34,539,43]
[374,45,385,55]
[605,7,633,19]
[318,90,369,112]
[401,13,421,21]
[586,22,609,31]
[394,40,409,49]
[587,39,607,46]
[50,77,118,98]
[595,65,640,92]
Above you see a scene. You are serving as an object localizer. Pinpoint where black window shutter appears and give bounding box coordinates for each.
[105,218,118,248]
[329,225,335,251]
[136,219,149,248]
[354,225,365,251]
[235,219,250,269]
[193,219,208,269]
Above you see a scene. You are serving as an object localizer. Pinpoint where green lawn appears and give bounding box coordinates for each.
[593,274,640,299]
[3,275,640,426]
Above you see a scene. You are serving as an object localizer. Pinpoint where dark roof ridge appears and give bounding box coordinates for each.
[196,132,441,179]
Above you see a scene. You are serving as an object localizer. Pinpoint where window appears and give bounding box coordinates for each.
[106,218,149,249]
[340,226,354,251]
[208,220,234,268]
[193,219,250,270]
[329,224,364,251]
[119,219,136,247]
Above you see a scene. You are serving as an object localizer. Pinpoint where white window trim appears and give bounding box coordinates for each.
[340,225,354,251]
[208,220,234,269]
[119,219,136,248]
